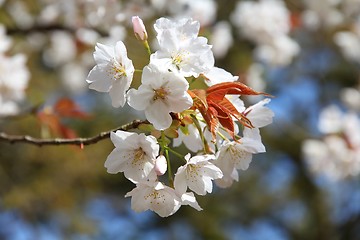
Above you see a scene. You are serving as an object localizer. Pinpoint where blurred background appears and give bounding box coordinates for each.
[0,0,360,239]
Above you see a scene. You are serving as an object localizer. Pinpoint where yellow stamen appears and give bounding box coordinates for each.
[153,87,168,101]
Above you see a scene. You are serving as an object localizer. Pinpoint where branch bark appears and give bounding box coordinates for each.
[0,119,147,147]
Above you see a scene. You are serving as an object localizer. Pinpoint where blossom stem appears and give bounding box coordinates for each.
[217,131,229,141]
[164,146,186,162]
[143,41,151,56]
[134,69,143,73]
[190,114,210,153]
[160,131,174,187]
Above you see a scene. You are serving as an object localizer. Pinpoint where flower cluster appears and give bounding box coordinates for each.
[303,104,360,180]
[231,0,299,66]
[0,25,30,116]
[86,16,274,217]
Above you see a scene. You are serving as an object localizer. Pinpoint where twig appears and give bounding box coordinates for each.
[0,120,148,147]
[7,24,109,37]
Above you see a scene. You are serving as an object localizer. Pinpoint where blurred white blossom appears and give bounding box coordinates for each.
[231,0,299,66]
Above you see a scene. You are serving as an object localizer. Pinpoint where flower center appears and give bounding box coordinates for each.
[171,50,189,68]
[187,164,203,179]
[228,145,247,162]
[133,147,145,163]
[144,189,166,204]
[109,59,126,80]
[153,87,168,101]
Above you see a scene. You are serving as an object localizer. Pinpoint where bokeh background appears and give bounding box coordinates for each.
[1,0,360,239]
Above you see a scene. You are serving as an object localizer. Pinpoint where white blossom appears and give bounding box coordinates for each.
[127,61,193,130]
[334,30,360,64]
[202,67,238,86]
[132,16,148,41]
[43,31,77,67]
[317,104,343,134]
[340,87,360,111]
[173,122,204,153]
[165,0,217,27]
[86,41,134,108]
[231,0,299,66]
[174,154,223,195]
[214,128,265,188]
[229,96,274,128]
[231,0,290,43]
[179,192,203,211]
[0,54,30,116]
[151,17,214,77]
[125,181,181,217]
[244,98,274,128]
[254,35,300,66]
[210,21,233,59]
[301,0,343,30]
[105,131,159,183]
[0,25,11,53]
[303,137,360,180]
[154,155,167,176]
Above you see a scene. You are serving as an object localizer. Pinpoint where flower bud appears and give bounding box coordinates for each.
[155,155,167,176]
[132,16,148,41]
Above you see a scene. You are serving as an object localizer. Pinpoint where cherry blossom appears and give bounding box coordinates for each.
[0,25,11,53]
[173,122,205,153]
[127,61,193,130]
[0,54,30,116]
[86,41,134,108]
[132,16,148,41]
[125,181,181,217]
[202,67,238,86]
[105,131,159,183]
[154,155,167,176]
[214,128,265,188]
[174,154,223,195]
[231,0,299,66]
[151,17,214,77]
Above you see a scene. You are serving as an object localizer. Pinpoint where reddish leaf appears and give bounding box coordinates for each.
[54,98,90,119]
[188,89,207,109]
[207,82,271,101]
[189,82,271,141]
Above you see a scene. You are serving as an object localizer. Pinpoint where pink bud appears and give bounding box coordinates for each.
[155,155,167,176]
[132,16,148,41]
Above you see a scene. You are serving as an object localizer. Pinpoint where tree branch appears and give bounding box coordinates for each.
[0,119,148,147]
[7,24,109,37]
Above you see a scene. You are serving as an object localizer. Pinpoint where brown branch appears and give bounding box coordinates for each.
[0,120,148,147]
[7,24,109,37]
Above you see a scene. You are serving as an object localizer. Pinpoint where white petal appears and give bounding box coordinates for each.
[234,152,253,170]
[150,186,181,217]
[145,101,172,130]
[181,192,203,211]
[203,67,238,86]
[126,185,151,212]
[155,155,167,175]
[174,166,188,195]
[94,43,114,64]
[104,149,127,174]
[202,176,214,194]
[86,65,113,92]
[246,98,274,128]
[202,164,223,179]
[187,173,207,195]
[110,131,133,147]
[166,92,193,113]
[114,41,128,63]
[127,87,153,111]
[215,168,238,188]
[109,77,129,108]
